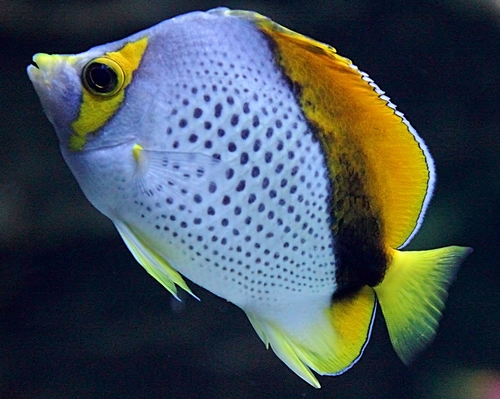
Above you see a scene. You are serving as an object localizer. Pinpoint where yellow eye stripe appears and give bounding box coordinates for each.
[69,36,149,151]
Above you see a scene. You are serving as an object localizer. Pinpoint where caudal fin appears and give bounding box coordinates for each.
[374,246,472,364]
[246,286,376,388]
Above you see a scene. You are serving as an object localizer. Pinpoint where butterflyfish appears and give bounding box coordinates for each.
[27,8,472,388]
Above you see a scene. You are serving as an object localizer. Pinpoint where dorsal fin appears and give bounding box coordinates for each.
[227,10,435,250]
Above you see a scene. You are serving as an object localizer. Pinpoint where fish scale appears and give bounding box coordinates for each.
[99,15,340,308]
[125,56,337,307]
[27,7,471,388]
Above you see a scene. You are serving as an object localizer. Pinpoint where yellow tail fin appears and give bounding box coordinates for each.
[246,286,376,388]
[374,246,472,363]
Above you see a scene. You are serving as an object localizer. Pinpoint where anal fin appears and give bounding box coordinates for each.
[246,287,376,388]
[329,286,377,369]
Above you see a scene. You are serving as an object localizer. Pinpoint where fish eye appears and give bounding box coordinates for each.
[82,57,124,96]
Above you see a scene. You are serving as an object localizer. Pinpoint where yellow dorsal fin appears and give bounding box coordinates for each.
[246,286,376,388]
[374,246,472,363]
[227,10,434,248]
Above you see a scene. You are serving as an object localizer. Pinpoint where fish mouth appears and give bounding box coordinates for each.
[31,53,69,69]
[27,54,52,84]
[27,57,40,81]
[27,53,77,84]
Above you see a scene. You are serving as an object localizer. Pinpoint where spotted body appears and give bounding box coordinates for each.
[28,8,471,388]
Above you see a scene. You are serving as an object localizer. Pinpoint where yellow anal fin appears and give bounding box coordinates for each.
[329,286,377,370]
[246,287,376,388]
[247,311,322,388]
[114,220,197,300]
[374,246,472,363]
[224,9,434,249]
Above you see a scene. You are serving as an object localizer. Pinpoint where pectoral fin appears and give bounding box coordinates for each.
[132,146,224,213]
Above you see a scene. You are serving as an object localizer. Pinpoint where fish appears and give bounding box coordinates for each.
[27,8,472,388]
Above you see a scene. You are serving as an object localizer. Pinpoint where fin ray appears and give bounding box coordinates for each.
[247,311,321,388]
[246,287,376,388]
[224,9,434,248]
[375,246,472,363]
[114,220,197,300]
[134,148,224,212]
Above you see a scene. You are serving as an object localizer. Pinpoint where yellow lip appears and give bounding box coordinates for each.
[27,55,42,82]
[33,53,56,68]
[27,53,78,87]
[33,53,77,68]
[27,54,57,85]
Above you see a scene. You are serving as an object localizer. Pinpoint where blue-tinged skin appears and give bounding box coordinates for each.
[27,8,471,388]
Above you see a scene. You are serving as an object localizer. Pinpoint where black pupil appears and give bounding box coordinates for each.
[85,62,117,93]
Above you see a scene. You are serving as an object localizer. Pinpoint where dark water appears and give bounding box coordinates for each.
[1,0,499,398]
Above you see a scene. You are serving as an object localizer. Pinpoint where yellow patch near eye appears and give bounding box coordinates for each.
[69,36,149,151]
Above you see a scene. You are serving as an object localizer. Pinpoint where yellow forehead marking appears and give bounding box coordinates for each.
[69,36,149,151]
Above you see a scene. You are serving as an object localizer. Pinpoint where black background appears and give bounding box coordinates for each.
[1,1,499,398]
